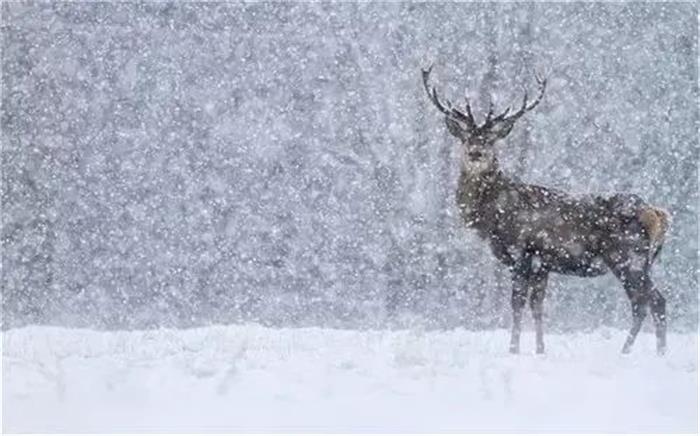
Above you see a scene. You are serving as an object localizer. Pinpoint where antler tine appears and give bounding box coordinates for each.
[464,94,475,121]
[493,106,511,122]
[499,75,547,125]
[484,99,495,124]
[481,74,547,139]
[422,64,476,129]
[480,97,512,130]
[422,65,451,116]
[525,76,547,111]
[519,91,529,113]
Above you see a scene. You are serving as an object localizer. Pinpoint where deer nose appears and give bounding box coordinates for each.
[468,151,483,160]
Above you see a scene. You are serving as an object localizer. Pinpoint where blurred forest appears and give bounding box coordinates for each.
[2,2,697,331]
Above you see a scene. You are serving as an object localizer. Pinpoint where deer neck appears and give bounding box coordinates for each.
[456,162,507,228]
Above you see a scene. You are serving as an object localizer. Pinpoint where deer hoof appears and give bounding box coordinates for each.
[509,345,519,354]
[657,346,666,356]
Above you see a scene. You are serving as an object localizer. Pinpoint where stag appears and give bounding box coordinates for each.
[422,65,670,355]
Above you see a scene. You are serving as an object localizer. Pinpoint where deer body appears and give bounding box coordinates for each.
[423,65,668,355]
[458,169,610,275]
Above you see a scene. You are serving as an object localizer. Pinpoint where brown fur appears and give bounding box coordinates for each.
[639,207,671,246]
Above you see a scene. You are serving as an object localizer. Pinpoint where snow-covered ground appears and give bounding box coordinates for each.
[2,324,697,433]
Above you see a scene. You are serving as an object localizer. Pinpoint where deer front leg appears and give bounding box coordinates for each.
[528,270,549,354]
[509,267,529,354]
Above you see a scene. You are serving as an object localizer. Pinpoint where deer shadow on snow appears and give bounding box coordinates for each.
[422,65,670,355]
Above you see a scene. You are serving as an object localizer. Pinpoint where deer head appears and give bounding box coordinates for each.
[422,65,547,175]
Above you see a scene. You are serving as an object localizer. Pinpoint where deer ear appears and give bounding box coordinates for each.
[445,117,468,139]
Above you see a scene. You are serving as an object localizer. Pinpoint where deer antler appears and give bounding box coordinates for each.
[500,74,547,126]
[482,100,512,129]
[422,65,547,140]
[421,65,476,132]
[483,74,547,139]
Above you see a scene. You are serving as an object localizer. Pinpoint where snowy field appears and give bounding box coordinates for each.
[2,325,697,433]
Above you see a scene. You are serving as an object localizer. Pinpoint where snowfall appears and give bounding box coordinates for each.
[2,324,697,433]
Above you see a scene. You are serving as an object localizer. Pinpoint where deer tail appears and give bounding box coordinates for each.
[638,206,671,260]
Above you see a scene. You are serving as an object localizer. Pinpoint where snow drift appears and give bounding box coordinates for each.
[2,325,697,433]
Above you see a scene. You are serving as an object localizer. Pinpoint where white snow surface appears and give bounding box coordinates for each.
[2,324,697,433]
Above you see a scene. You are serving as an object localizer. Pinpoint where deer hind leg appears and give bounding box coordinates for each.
[614,265,652,354]
[640,205,669,354]
[621,288,649,354]
[649,285,667,355]
[605,246,656,354]
[528,270,549,354]
[615,261,666,355]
